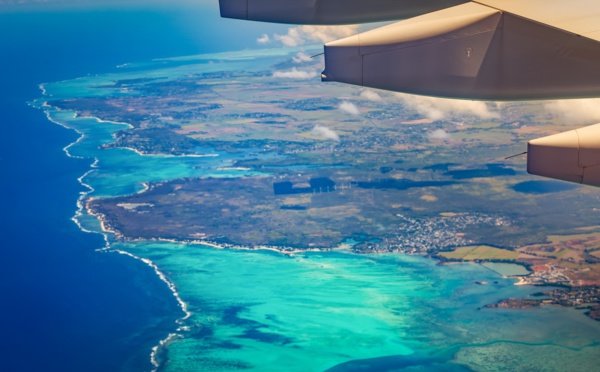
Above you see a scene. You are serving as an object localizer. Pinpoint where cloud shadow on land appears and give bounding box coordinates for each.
[511,180,579,194]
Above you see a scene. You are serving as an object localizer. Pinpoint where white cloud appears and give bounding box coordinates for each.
[272,68,318,79]
[273,25,358,47]
[274,28,303,47]
[360,89,383,102]
[544,99,600,126]
[396,93,499,121]
[311,125,340,141]
[292,52,312,64]
[427,129,452,142]
[339,101,360,115]
[256,34,271,44]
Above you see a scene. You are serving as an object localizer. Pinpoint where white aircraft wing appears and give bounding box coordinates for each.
[219,0,600,187]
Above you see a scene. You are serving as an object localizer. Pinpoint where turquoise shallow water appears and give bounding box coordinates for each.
[120,242,600,372]
[481,262,531,277]
[38,48,600,371]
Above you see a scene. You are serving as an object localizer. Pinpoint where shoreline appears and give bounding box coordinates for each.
[38,96,191,372]
[75,113,134,128]
[87,201,329,257]
[83,196,542,279]
[84,204,194,372]
[514,277,528,286]
[120,145,220,158]
[84,199,544,283]
[39,101,220,159]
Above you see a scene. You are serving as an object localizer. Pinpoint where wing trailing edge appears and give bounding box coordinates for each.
[219,0,468,25]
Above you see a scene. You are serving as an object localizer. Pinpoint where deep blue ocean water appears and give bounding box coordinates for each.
[0,4,287,371]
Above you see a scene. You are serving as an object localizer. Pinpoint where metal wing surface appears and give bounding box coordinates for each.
[322,0,600,100]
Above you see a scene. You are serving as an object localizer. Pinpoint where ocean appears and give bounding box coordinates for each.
[0,3,282,371]
[2,3,600,372]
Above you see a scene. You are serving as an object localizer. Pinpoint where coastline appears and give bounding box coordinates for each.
[40,103,194,372]
[86,199,327,257]
[80,168,600,368]
[42,100,217,159]
[85,201,194,372]
[514,277,528,286]
[84,195,540,282]
[71,111,134,128]
[113,249,191,371]
[83,189,538,280]
[120,145,220,158]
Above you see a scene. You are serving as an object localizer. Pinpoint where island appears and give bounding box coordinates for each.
[44,51,600,319]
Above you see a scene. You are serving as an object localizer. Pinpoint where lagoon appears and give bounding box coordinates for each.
[481,262,531,277]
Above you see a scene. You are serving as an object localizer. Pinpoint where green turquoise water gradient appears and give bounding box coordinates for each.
[120,242,600,372]
[39,49,600,371]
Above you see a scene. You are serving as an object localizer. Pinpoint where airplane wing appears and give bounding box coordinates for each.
[321,0,600,101]
[219,0,600,187]
[219,0,469,25]
[528,124,600,188]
